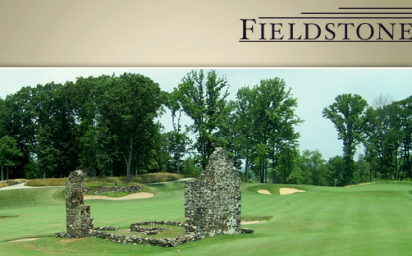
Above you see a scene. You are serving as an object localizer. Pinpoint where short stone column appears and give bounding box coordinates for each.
[185,147,241,237]
[66,169,93,238]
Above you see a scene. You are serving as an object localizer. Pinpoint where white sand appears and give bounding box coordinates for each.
[241,220,266,225]
[345,182,372,187]
[84,192,154,200]
[279,188,306,195]
[258,189,271,195]
[8,238,40,242]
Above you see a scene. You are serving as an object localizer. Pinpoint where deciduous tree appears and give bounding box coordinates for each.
[0,136,22,180]
[323,94,368,184]
[175,70,232,168]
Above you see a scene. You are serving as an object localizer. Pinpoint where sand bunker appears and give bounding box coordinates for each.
[241,220,266,225]
[258,189,271,195]
[8,238,40,242]
[280,188,306,195]
[345,182,372,187]
[84,192,154,200]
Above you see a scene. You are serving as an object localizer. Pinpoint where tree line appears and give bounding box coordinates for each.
[287,93,411,187]
[313,93,411,186]
[0,70,411,187]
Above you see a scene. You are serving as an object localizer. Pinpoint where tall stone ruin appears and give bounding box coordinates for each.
[185,147,241,237]
[65,169,94,238]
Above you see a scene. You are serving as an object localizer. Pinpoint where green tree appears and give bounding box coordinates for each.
[323,94,368,185]
[162,131,192,173]
[353,154,369,184]
[74,75,121,178]
[217,101,243,172]
[252,143,269,183]
[363,106,381,182]
[325,155,345,186]
[3,86,38,177]
[237,78,302,183]
[0,136,23,180]
[295,149,326,185]
[165,90,193,181]
[175,70,232,168]
[396,96,412,180]
[32,82,80,178]
[95,73,163,183]
[363,96,407,181]
[146,123,171,173]
[287,168,304,184]
[182,156,203,177]
[234,87,256,182]
[0,98,6,138]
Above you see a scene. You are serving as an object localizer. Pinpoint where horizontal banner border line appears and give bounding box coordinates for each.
[239,40,412,42]
[301,12,412,14]
[339,8,412,10]
[258,17,412,19]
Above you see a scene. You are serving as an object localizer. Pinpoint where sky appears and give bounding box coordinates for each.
[0,68,411,161]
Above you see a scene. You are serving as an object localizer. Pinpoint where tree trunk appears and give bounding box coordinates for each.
[407,146,411,179]
[369,159,372,182]
[7,167,9,181]
[360,163,363,182]
[245,156,249,183]
[402,144,407,180]
[177,147,180,183]
[1,165,3,181]
[272,171,277,184]
[260,166,264,183]
[124,136,133,183]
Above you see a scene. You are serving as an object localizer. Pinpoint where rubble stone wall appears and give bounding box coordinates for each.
[88,230,200,247]
[55,224,254,247]
[184,147,242,237]
[65,170,94,238]
[130,221,186,235]
[83,185,142,194]
[55,156,253,246]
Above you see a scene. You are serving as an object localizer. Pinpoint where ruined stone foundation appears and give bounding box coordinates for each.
[185,147,242,237]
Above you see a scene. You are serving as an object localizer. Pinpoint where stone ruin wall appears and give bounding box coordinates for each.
[83,185,142,194]
[56,151,252,246]
[185,147,242,237]
[65,170,94,238]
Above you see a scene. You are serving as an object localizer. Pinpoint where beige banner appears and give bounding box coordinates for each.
[0,0,411,66]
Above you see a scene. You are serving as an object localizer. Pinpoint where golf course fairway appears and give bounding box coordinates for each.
[1,182,412,256]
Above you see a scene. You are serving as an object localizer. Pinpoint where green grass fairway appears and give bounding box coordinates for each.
[1,182,412,255]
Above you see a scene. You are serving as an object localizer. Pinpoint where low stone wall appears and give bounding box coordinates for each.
[130,226,168,235]
[130,221,186,235]
[90,230,200,247]
[93,226,120,231]
[130,221,186,227]
[83,185,142,194]
[56,226,119,238]
[56,221,254,247]
[240,228,254,234]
